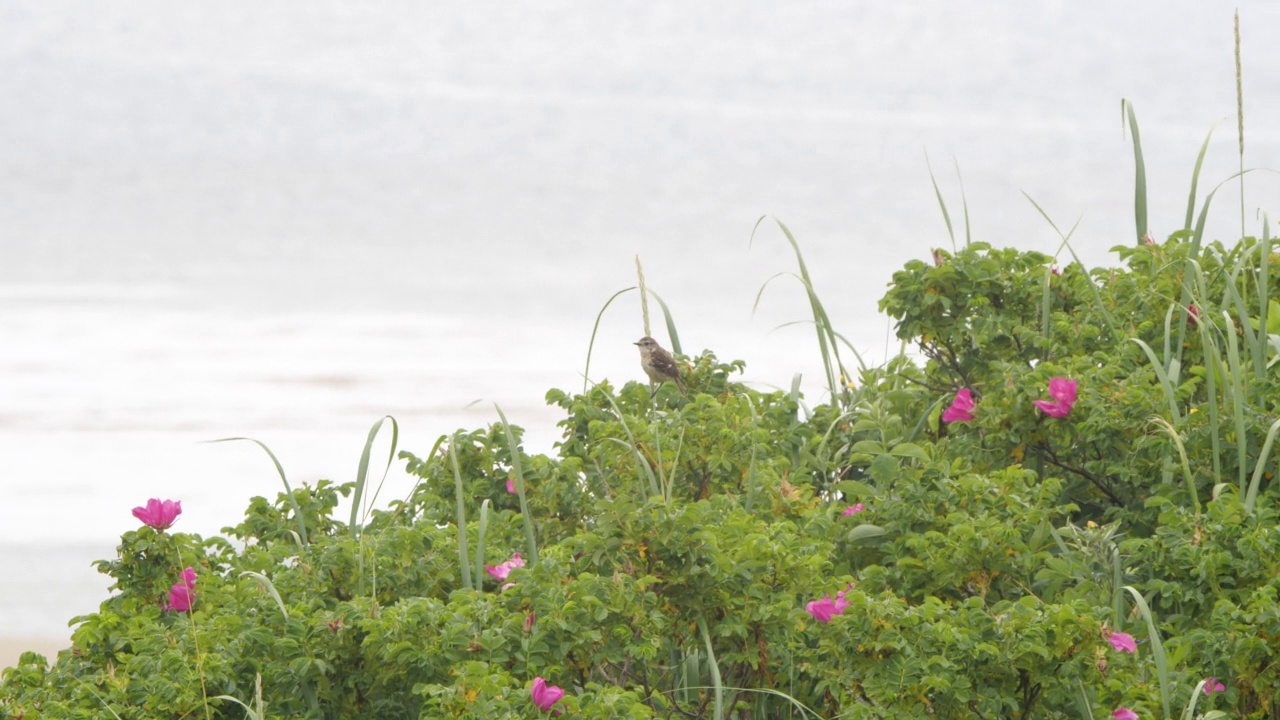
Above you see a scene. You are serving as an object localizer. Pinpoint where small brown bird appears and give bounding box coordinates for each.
[634,336,684,392]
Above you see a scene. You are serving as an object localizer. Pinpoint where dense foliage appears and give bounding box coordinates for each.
[4,235,1280,719]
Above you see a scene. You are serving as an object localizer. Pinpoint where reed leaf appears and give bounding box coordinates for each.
[207,437,307,546]
[494,403,539,563]
[448,431,473,590]
[925,149,956,250]
[1123,586,1171,720]
[1244,418,1280,512]
[1149,416,1200,513]
[750,216,849,406]
[697,616,724,720]
[1129,339,1182,424]
[350,415,399,540]
[1122,99,1148,242]
[473,499,491,590]
[240,571,289,621]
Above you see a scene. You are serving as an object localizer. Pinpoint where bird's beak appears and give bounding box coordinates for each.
[633,341,642,346]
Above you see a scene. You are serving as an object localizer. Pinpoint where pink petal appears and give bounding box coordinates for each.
[1108,632,1137,653]
[1047,377,1077,405]
[942,389,976,423]
[1034,399,1070,418]
[531,677,565,711]
[1203,677,1225,695]
[506,479,517,494]
[1111,708,1138,720]
[805,595,841,623]
[842,503,864,516]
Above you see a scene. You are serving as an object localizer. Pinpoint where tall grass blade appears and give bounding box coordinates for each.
[925,150,956,250]
[350,415,399,539]
[1244,418,1280,512]
[1196,318,1224,483]
[473,498,491,590]
[584,287,636,394]
[494,403,539,563]
[650,291,683,356]
[448,431,473,590]
[636,256,652,337]
[1022,192,1117,335]
[1072,678,1096,720]
[1183,124,1218,230]
[207,437,307,546]
[1110,547,1124,629]
[1122,99,1148,242]
[240,571,289,621]
[1040,266,1053,340]
[80,680,126,720]
[1150,416,1200,513]
[954,155,972,247]
[697,616,724,720]
[1129,339,1182,424]
[594,383,663,499]
[1235,10,1246,238]
[1221,309,1249,491]
[1123,586,1171,720]
[750,217,848,405]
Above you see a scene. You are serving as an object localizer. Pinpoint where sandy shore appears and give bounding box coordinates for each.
[1,638,68,673]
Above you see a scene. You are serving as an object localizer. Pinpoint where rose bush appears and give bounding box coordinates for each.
[3,236,1278,718]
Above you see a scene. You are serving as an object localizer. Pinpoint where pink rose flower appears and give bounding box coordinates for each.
[1108,632,1137,653]
[806,590,850,623]
[485,552,525,581]
[531,677,565,712]
[942,388,976,423]
[164,566,198,612]
[1034,377,1077,418]
[842,503,865,516]
[1203,677,1225,696]
[1112,708,1138,720]
[132,498,182,530]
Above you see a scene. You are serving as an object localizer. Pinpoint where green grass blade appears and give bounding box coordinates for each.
[350,415,399,539]
[1235,9,1246,238]
[1111,546,1124,629]
[1041,266,1053,340]
[207,437,307,546]
[1122,99,1148,242]
[954,154,972,247]
[448,431,473,590]
[1123,586,1171,720]
[1072,678,1096,720]
[1221,309,1249,491]
[648,290,683,356]
[924,150,956,250]
[1150,416,1201,513]
[1022,192,1118,335]
[1197,319,1224,483]
[751,217,848,405]
[494,403,539,564]
[1244,418,1280,512]
[1183,123,1219,230]
[584,287,637,394]
[240,571,289,621]
[697,616,724,720]
[636,256,652,338]
[1129,339,1182,424]
[473,498,491,590]
[594,384,663,499]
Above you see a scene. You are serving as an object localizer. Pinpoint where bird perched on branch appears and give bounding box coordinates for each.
[634,336,684,393]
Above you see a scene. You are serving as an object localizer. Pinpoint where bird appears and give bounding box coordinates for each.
[634,336,684,393]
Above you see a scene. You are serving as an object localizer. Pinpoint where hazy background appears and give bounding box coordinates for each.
[2,1,1278,645]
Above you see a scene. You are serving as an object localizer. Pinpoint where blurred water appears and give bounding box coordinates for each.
[2,1,1279,640]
